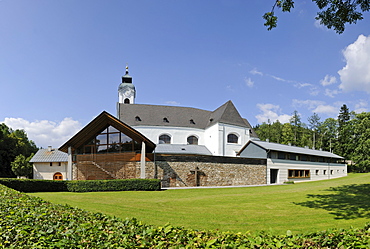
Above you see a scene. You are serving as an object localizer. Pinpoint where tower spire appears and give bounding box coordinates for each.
[118,64,135,104]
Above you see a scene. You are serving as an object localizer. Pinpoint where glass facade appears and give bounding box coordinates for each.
[76,125,141,154]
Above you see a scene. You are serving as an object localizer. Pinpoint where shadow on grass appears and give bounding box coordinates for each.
[294,184,370,219]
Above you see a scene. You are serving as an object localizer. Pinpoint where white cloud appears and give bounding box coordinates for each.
[354,100,368,113]
[271,75,286,82]
[292,99,325,110]
[1,117,82,148]
[320,75,337,86]
[338,34,370,93]
[244,77,254,87]
[312,105,338,116]
[249,68,263,76]
[324,88,340,98]
[292,99,338,116]
[255,103,291,124]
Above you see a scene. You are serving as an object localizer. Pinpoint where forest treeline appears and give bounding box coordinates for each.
[0,124,38,178]
[254,104,369,173]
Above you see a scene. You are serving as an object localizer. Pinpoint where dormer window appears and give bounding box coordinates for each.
[163,117,169,123]
[135,116,141,121]
[190,119,195,124]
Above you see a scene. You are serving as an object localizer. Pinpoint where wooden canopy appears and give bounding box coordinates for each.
[59,111,156,153]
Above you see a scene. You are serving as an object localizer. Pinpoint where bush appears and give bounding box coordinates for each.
[66,179,161,192]
[0,178,67,192]
[1,183,370,248]
[0,178,161,193]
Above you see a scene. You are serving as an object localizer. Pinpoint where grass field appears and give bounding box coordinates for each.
[31,173,370,235]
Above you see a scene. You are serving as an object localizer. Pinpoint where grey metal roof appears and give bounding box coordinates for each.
[154,144,212,155]
[118,100,258,137]
[30,148,68,163]
[241,140,343,159]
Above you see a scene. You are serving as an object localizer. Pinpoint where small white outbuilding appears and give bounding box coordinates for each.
[30,146,68,180]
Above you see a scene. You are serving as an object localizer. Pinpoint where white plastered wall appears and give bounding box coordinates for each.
[33,162,67,180]
[266,158,347,184]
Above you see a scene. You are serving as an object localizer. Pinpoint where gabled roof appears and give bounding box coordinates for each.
[59,111,156,153]
[118,100,258,137]
[237,140,343,159]
[209,101,247,128]
[154,144,212,155]
[30,148,68,163]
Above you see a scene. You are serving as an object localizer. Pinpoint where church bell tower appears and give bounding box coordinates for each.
[118,65,136,104]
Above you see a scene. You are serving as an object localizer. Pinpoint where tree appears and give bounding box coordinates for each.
[308,113,321,149]
[318,118,338,152]
[264,0,370,34]
[349,112,370,172]
[0,124,38,177]
[11,154,34,178]
[289,110,301,145]
[336,104,353,159]
[281,122,295,145]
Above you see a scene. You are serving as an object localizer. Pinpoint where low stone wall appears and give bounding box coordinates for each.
[71,153,267,187]
[146,154,267,187]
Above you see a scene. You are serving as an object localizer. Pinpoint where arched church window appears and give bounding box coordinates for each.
[227,133,239,144]
[53,172,63,181]
[187,135,198,145]
[159,134,171,144]
[124,98,130,104]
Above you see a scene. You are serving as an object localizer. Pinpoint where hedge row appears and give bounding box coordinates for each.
[1,183,370,248]
[0,178,161,192]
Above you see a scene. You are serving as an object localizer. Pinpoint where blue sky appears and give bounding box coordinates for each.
[1,0,370,148]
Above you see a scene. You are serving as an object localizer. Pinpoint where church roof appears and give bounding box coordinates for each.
[30,148,68,162]
[59,111,156,153]
[118,100,258,137]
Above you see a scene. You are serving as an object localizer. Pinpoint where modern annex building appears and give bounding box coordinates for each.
[31,67,347,186]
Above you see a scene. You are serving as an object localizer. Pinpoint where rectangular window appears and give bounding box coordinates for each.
[315,170,319,175]
[50,162,53,166]
[278,152,286,159]
[289,154,296,160]
[288,169,310,178]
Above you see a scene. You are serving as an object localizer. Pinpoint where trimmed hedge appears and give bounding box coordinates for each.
[1,183,370,248]
[0,178,161,193]
[66,179,161,192]
[0,178,67,192]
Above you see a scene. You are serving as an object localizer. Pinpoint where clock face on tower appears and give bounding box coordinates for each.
[120,85,135,98]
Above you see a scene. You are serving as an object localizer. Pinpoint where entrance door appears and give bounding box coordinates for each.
[270,169,278,184]
[53,172,63,180]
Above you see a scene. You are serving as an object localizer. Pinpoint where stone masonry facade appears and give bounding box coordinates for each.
[72,153,267,187]
[146,155,267,187]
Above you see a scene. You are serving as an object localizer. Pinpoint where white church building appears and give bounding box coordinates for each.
[117,66,258,157]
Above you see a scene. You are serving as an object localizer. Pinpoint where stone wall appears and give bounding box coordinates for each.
[146,155,267,187]
[72,153,267,187]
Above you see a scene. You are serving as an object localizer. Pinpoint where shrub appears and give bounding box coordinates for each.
[0,178,161,193]
[1,183,370,248]
[0,178,67,192]
[66,179,161,192]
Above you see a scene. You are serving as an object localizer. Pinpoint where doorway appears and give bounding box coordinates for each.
[53,172,63,180]
[270,169,278,184]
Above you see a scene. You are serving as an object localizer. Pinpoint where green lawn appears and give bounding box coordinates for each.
[31,173,370,235]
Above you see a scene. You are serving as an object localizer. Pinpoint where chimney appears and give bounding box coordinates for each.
[48,146,52,152]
